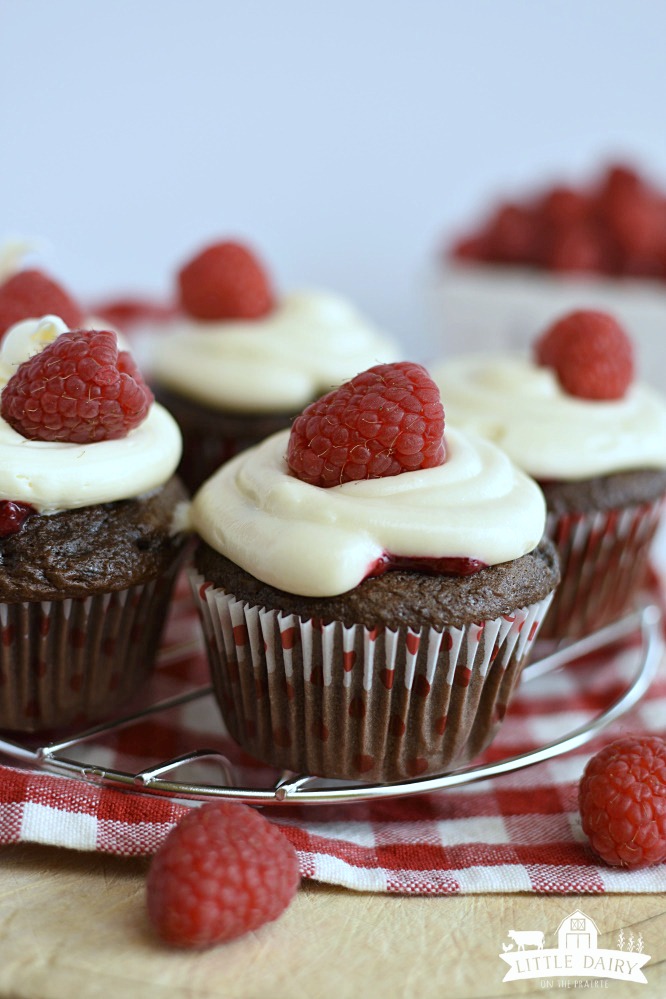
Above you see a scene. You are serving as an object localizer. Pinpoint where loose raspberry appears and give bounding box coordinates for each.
[578,735,666,868]
[1,329,153,443]
[146,801,300,948]
[0,500,36,538]
[0,269,84,339]
[534,309,634,400]
[178,241,274,320]
[287,361,446,487]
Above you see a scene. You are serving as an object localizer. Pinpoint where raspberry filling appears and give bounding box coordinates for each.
[0,500,36,538]
[367,552,487,579]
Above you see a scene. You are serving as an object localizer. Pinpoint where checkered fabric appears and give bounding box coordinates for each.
[1,568,665,895]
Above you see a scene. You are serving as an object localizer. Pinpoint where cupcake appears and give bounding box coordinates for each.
[431,162,666,388]
[148,240,400,491]
[0,313,187,733]
[430,310,666,640]
[189,361,559,782]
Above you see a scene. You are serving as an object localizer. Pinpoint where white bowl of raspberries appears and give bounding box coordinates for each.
[428,162,666,388]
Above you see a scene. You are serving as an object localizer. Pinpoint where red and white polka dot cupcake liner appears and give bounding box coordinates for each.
[0,562,182,734]
[540,497,664,640]
[191,571,554,782]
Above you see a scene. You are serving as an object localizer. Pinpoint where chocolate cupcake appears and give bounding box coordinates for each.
[0,314,187,732]
[149,240,399,491]
[431,310,666,639]
[189,362,559,782]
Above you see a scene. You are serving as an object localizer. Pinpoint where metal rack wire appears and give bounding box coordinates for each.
[0,603,662,806]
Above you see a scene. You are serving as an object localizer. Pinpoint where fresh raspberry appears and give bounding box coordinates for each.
[485,203,537,264]
[596,162,644,216]
[534,309,634,400]
[0,500,36,538]
[539,186,590,229]
[578,735,666,868]
[450,234,488,263]
[146,802,300,949]
[606,193,664,264]
[178,241,274,320]
[287,361,446,487]
[1,329,153,443]
[541,225,607,274]
[0,269,84,339]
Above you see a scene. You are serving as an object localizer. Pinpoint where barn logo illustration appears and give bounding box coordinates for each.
[499,909,650,985]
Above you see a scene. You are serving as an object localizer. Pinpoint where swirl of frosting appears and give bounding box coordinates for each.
[190,427,546,597]
[0,316,182,513]
[151,290,400,412]
[430,353,666,481]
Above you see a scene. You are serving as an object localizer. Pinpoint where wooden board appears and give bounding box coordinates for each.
[0,843,664,998]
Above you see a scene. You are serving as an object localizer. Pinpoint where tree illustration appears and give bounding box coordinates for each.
[627,934,635,952]
[636,934,644,954]
[617,928,625,951]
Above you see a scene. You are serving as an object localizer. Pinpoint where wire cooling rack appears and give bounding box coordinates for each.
[0,603,662,806]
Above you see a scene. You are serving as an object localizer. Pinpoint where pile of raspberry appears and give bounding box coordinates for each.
[450,162,666,279]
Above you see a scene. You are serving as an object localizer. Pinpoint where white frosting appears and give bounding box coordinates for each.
[190,427,546,597]
[430,352,666,480]
[151,290,400,412]
[0,317,182,514]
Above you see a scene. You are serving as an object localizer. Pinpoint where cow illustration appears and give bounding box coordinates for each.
[507,930,545,951]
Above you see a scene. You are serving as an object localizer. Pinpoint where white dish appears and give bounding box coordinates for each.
[425,263,666,388]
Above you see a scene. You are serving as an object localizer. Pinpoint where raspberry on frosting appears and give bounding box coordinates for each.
[1,328,154,443]
[287,361,446,487]
[0,269,84,339]
[534,309,635,400]
[178,240,274,321]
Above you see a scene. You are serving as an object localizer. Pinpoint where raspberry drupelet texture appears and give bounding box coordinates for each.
[0,269,84,339]
[146,801,300,948]
[178,241,274,321]
[578,735,666,868]
[287,361,446,487]
[1,329,153,443]
[534,309,634,401]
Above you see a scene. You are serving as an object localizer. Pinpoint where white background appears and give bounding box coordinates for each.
[1,0,665,353]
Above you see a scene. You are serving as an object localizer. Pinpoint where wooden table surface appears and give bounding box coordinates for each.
[0,843,664,999]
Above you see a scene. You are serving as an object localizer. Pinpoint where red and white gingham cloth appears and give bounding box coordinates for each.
[1,568,665,896]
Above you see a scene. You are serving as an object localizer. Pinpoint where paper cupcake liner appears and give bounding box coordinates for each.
[0,561,182,734]
[540,497,665,640]
[191,571,554,782]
